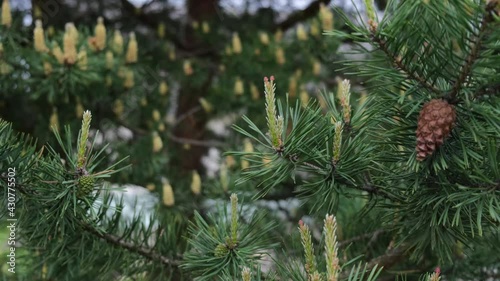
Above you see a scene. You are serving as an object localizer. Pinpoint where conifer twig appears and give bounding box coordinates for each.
[82,224,181,266]
[372,35,442,96]
[449,3,496,102]
[1,175,38,195]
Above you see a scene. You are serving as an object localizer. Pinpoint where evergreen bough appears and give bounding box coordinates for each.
[0,0,498,280]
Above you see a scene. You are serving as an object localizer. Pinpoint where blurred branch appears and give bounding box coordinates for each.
[338,229,385,248]
[273,0,332,32]
[115,119,224,148]
[166,132,225,148]
[83,223,181,267]
[141,0,158,9]
[173,107,202,127]
[365,245,406,272]
[119,0,186,51]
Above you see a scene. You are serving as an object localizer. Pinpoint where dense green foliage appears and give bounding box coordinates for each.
[0,0,499,280]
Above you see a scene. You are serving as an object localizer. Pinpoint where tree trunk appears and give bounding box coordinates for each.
[173,0,220,171]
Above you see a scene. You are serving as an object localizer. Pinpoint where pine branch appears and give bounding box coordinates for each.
[4,175,182,267]
[286,153,324,173]
[371,33,442,96]
[82,223,181,267]
[353,173,396,201]
[1,175,38,195]
[283,153,396,200]
[449,3,496,102]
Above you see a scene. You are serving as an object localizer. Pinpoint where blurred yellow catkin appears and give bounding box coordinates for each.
[191,171,202,195]
[162,182,174,207]
[34,20,48,52]
[94,17,106,51]
[310,21,320,37]
[241,138,253,170]
[76,101,84,118]
[319,3,334,31]
[168,48,176,61]
[63,23,78,64]
[183,60,193,76]
[105,51,114,69]
[313,60,321,76]
[152,131,163,153]
[67,22,79,42]
[123,69,134,89]
[52,43,64,64]
[157,22,165,38]
[250,83,260,100]
[43,61,52,76]
[146,183,156,191]
[1,0,12,27]
[202,21,210,33]
[220,164,229,192]
[112,30,124,54]
[259,32,270,45]
[234,77,244,96]
[49,108,59,131]
[125,32,138,63]
[113,99,124,117]
[232,32,242,54]
[77,49,87,70]
[152,109,161,122]
[199,98,213,113]
[300,87,309,107]
[159,81,168,95]
[296,24,308,41]
[276,47,285,65]
[225,155,236,168]
[274,29,283,42]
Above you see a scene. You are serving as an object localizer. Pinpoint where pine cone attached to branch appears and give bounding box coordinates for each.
[77,175,95,198]
[416,99,456,161]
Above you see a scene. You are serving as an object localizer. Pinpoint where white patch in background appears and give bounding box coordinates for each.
[201,147,221,178]
[97,184,159,229]
[206,119,229,137]
[206,113,240,137]
[116,126,134,141]
[91,129,104,146]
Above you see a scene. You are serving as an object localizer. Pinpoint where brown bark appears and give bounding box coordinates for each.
[172,0,221,171]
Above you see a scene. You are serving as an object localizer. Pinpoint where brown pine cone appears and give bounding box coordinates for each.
[416,99,456,161]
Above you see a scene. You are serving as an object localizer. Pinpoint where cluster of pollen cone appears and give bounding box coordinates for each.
[416,99,456,161]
